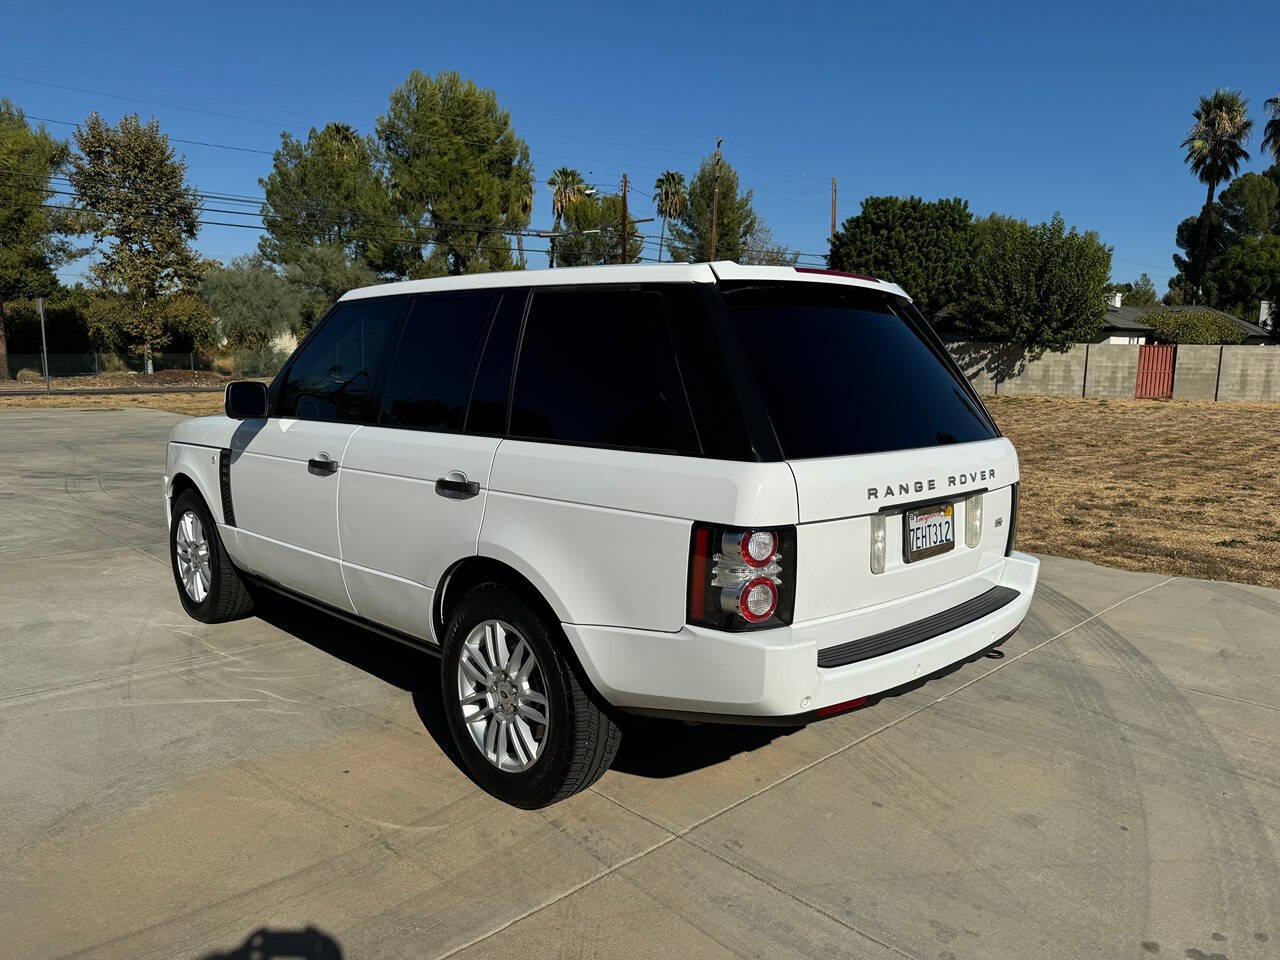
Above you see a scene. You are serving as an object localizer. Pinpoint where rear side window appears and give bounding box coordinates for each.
[723,283,997,459]
[275,297,402,423]
[378,292,497,432]
[465,290,527,436]
[511,289,700,454]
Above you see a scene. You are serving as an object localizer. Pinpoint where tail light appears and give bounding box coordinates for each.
[688,523,796,630]
[964,492,983,548]
[1005,483,1019,556]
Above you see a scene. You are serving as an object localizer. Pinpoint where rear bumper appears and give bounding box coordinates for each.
[561,551,1039,718]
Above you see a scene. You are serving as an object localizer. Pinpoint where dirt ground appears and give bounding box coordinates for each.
[986,395,1280,588]
[0,369,227,392]
[0,391,225,417]
[2,391,1275,588]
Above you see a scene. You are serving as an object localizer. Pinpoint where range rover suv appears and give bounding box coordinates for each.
[164,262,1038,808]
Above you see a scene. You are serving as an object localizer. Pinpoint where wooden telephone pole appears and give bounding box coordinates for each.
[710,137,723,260]
[830,177,837,239]
[620,173,629,264]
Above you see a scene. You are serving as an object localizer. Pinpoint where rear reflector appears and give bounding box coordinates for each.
[816,696,869,718]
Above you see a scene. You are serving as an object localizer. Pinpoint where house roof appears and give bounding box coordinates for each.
[1101,305,1155,334]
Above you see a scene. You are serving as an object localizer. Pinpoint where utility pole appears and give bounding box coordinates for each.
[710,137,723,261]
[620,173,629,264]
[830,177,837,239]
[37,296,50,394]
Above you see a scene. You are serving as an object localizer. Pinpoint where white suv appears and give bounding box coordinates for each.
[164,262,1038,807]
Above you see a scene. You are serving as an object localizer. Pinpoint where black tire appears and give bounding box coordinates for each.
[440,583,621,808]
[169,488,254,624]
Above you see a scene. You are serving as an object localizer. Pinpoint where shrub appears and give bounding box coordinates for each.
[1145,310,1246,344]
[15,368,42,382]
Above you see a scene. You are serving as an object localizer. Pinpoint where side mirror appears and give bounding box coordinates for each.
[225,380,269,420]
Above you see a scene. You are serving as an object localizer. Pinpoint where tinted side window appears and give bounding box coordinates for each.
[511,289,700,454]
[378,292,497,432]
[465,290,527,436]
[276,297,402,423]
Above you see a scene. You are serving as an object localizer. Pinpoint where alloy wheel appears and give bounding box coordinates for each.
[455,619,549,772]
[174,509,212,604]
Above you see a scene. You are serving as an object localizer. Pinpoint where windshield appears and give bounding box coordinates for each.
[722,282,998,460]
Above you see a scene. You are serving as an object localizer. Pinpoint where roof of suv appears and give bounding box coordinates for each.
[340,261,911,302]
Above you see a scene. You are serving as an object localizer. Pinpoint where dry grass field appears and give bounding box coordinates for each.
[2,391,1276,587]
[0,391,225,417]
[987,395,1280,588]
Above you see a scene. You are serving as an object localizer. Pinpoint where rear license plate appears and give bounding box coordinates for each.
[903,502,955,562]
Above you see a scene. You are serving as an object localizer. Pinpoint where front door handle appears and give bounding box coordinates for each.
[308,451,339,475]
[435,471,480,500]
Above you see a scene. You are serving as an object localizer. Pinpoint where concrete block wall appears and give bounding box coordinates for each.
[1083,344,1139,397]
[1171,345,1221,401]
[996,344,1089,396]
[1216,346,1280,402]
[946,341,1280,402]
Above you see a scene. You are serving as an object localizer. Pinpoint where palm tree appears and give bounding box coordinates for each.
[1181,89,1252,302]
[546,167,587,267]
[652,171,687,263]
[1263,95,1280,164]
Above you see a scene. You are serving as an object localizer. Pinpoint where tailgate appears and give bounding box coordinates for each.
[789,437,1019,621]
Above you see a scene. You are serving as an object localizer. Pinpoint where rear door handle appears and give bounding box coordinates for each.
[308,451,339,475]
[435,471,480,499]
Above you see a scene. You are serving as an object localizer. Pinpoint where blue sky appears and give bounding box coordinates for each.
[2,0,1277,291]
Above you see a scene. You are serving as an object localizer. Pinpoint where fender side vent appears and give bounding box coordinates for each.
[219,448,236,527]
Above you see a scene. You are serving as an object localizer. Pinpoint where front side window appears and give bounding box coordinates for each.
[723,282,997,459]
[511,289,700,454]
[275,297,402,423]
[378,292,497,432]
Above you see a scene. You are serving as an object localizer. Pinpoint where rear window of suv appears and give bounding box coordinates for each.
[722,282,997,459]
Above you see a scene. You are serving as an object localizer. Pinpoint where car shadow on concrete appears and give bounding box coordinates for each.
[250,588,1011,782]
[200,926,343,959]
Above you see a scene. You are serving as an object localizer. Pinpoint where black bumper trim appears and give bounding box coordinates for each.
[816,585,1020,669]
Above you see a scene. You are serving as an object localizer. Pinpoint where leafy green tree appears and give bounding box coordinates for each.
[828,196,972,317]
[666,154,757,263]
[740,221,799,266]
[377,70,532,277]
[0,100,78,378]
[1107,273,1158,307]
[1217,171,1277,242]
[546,167,588,268]
[66,113,212,372]
[258,122,401,275]
[957,213,1111,352]
[1146,309,1246,344]
[555,193,641,267]
[512,170,534,268]
[200,254,301,349]
[282,244,376,334]
[1169,212,1227,302]
[1181,89,1252,302]
[1202,235,1280,321]
[1264,95,1280,164]
[652,171,687,263]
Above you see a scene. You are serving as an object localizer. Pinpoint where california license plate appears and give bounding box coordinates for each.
[904,502,955,562]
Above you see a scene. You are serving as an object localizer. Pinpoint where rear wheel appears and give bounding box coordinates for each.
[440,583,621,808]
[169,488,254,623]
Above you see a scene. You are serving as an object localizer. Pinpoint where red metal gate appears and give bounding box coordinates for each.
[1135,344,1175,399]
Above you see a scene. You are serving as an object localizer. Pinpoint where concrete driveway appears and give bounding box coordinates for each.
[2,408,1278,960]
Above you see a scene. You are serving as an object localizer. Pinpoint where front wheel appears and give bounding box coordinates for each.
[169,488,254,623]
[440,584,621,808]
